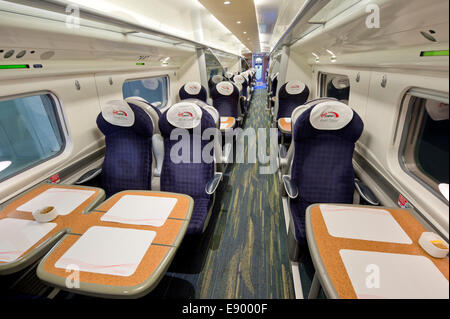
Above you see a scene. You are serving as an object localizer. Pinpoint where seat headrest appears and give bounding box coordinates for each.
[215,81,235,96]
[211,75,224,84]
[310,101,354,130]
[233,81,243,93]
[101,100,135,127]
[166,102,203,129]
[183,82,203,95]
[284,80,307,95]
[181,98,219,125]
[233,75,245,84]
[425,100,449,121]
[331,77,350,89]
[291,98,338,124]
[225,71,234,79]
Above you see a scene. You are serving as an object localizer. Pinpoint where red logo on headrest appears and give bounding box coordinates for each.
[320,112,339,119]
[178,112,193,118]
[113,110,128,117]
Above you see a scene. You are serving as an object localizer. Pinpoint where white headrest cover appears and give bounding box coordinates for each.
[203,105,220,126]
[212,75,224,84]
[102,100,135,127]
[216,81,234,96]
[125,96,160,133]
[180,99,219,126]
[234,75,245,84]
[285,81,306,95]
[332,77,350,89]
[184,82,202,95]
[425,100,449,121]
[310,101,354,130]
[127,96,147,103]
[167,102,203,129]
[292,105,311,124]
[141,78,160,90]
[225,71,234,79]
[233,81,243,92]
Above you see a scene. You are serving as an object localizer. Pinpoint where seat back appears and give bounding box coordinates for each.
[179,82,207,103]
[233,75,248,98]
[291,100,363,204]
[208,75,225,91]
[224,71,234,81]
[159,102,217,233]
[277,80,310,120]
[327,76,350,102]
[210,81,240,118]
[287,100,363,243]
[270,73,278,95]
[96,100,154,197]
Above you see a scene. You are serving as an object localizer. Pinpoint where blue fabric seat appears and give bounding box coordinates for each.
[276,80,310,120]
[159,102,218,235]
[96,101,154,198]
[210,81,240,119]
[286,100,363,245]
[179,82,207,103]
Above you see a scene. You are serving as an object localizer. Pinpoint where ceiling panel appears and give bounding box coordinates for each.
[199,0,261,52]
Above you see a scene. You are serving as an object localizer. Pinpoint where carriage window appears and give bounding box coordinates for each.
[402,94,449,199]
[122,76,169,108]
[0,94,65,182]
[320,73,350,104]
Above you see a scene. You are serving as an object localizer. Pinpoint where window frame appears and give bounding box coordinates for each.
[398,88,449,204]
[122,74,170,109]
[0,90,69,183]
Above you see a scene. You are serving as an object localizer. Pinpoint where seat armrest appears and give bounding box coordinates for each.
[282,175,298,199]
[222,142,233,164]
[152,134,164,177]
[206,172,223,195]
[355,179,380,206]
[75,168,102,185]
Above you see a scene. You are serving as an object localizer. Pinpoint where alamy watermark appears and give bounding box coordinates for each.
[169,126,279,175]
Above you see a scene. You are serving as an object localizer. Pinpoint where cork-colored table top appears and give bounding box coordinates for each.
[307,204,449,299]
[220,117,236,130]
[0,184,104,271]
[278,118,291,134]
[37,191,193,298]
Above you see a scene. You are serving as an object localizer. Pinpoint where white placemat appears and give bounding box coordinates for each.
[100,195,178,227]
[340,249,449,299]
[17,188,95,216]
[320,205,412,244]
[55,226,156,277]
[0,218,57,262]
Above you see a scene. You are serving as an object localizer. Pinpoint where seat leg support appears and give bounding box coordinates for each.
[308,273,321,299]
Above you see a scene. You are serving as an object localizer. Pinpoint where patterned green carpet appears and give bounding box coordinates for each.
[147,89,295,299]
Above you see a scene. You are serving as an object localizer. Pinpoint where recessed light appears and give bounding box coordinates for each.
[224,1,231,4]
[243,31,247,34]
[237,21,241,24]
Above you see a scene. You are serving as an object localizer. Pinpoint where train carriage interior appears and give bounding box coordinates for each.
[0,0,448,304]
